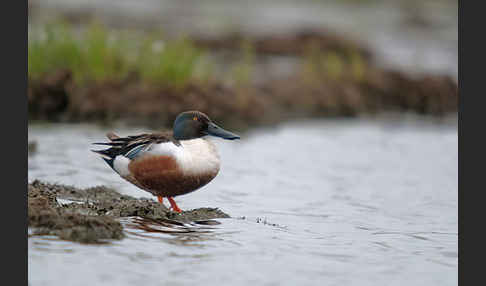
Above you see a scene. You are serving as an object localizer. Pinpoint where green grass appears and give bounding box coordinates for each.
[138,35,203,87]
[300,42,369,84]
[230,40,256,86]
[28,22,83,80]
[80,23,130,82]
[349,50,367,82]
[28,22,208,86]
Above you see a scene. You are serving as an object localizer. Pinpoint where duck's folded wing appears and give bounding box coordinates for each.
[91,132,177,167]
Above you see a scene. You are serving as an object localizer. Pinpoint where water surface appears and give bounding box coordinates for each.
[28,116,458,286]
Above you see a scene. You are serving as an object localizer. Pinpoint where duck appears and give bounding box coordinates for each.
[92,111,240,213]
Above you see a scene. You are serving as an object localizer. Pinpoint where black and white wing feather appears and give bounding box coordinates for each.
[91,132,178,169]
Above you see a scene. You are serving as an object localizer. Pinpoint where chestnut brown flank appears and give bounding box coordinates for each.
[128,155,218,197]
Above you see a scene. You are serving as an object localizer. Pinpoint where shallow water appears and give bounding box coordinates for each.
[28,116,458,286]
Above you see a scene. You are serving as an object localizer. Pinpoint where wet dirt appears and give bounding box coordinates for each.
[28,22,457,129]
[28,180,230,243]
[28,67,457,130]
[192,29,373,59]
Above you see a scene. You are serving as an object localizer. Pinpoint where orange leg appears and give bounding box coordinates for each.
[157,196,164,204]
[167,197,182,213]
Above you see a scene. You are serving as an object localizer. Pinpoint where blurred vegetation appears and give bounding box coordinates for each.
[28,21,210,87]
[28,22,83,81]
[28,20,457,127]
[230,40,256,86]
[28,21,372,89]
[300,42,368,84]
[138,35,206,87]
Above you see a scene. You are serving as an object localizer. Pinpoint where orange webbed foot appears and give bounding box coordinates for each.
[168,197,182,213]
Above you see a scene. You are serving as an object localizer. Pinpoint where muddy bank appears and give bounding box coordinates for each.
[28,68,457,130]
[268,70,458,117]
[28,28,457,128]
[28,180,230,243]
[192,29,373,60]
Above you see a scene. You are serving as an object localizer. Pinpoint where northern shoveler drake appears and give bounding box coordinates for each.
[92,111,240,213]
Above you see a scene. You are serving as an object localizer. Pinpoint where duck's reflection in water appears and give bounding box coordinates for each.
[122,216,225,247]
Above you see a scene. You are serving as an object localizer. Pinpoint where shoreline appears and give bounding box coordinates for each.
[28,180,230,244]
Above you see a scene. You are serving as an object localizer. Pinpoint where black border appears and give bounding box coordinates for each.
[4,0,28,284]
[459,0,481,285]
[457,0,462,283]
[4,0,27,285]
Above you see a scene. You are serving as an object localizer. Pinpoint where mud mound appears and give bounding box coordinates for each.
[28,70,457,130]
[193,29,373,59]
[28,182,125,243]
[266,71,458,117]
[65,80,268,129]
[28,180,230,243]
[28,69,72,121]
[27,30,457,128]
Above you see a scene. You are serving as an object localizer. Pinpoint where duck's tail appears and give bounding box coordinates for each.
[91,132,122,170]
[91,149,116,169]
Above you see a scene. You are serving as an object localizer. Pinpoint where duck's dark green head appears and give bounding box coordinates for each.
[173,111,240,141]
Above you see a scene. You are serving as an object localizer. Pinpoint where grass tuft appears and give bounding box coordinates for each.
[138,36,202,87]
[28,22,208,87]
[230,40,256,86]
[28,21,83,80]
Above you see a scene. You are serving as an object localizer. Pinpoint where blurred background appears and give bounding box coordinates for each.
[28,0,458,285]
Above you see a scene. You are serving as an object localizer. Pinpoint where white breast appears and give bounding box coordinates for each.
[179,138,221,175]
[145,138,220,175]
